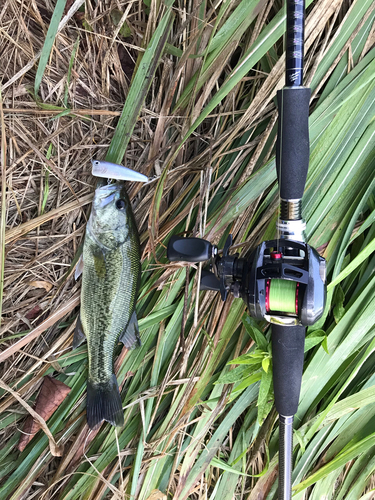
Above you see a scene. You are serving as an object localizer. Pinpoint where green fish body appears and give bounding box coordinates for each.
[75,183,141,429]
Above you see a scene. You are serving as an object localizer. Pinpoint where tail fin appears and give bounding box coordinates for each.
[86,374,124,429]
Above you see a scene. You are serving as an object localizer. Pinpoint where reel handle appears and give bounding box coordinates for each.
[272,324,305,417]
[200,270,220,291]
[167,236,215,262]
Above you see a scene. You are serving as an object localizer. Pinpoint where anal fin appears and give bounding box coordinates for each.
[73,314,87,349]
[119,310,141,349]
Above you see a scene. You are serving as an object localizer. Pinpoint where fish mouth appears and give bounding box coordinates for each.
[93,183,121,209]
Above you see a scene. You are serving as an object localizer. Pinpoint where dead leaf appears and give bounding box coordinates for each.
[25,304,43,320]
[0,377,62,456]
[17,376,71,453]
[146,490,167,500]
[27,280,53,292]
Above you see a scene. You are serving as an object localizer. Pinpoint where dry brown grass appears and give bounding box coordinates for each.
[0,6,149,470]
[1,0,142,369]
[1,0,374,498]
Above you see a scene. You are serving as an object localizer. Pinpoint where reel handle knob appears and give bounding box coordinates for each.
[200,270,220,291]
[167,236,215,263]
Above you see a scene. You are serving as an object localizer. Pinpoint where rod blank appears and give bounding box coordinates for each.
[279,415,294,500]
[286,0,305,87]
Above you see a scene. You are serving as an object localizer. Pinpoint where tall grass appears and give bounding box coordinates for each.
[0,0,375,499]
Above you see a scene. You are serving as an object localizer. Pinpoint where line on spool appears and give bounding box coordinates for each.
[266,279,298,315]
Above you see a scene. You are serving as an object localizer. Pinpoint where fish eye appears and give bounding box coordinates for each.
[116,199,127,210]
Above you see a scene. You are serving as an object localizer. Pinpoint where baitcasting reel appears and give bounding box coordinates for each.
[167,234,326,327]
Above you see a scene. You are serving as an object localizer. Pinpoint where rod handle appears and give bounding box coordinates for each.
[276,87,311,201]
[272,324,305,417]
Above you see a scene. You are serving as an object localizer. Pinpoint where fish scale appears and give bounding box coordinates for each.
[82,239,139,382]
[76,184,141,429]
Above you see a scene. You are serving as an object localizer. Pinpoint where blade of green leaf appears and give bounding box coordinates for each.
[34,0,67,96]
[105,9,174,165]
[293,432,375,495]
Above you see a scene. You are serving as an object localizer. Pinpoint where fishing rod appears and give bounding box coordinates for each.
[166,1,327,498]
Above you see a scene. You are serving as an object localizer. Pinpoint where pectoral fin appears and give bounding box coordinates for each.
[73,314,87,348]
[119,310,141,349]
[74,254,84,280]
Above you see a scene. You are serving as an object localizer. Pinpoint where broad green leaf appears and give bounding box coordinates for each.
[227,354,262,366]
[261,357,270,374]
[304,330,327,353]
[215,365,255,385]
[242,313,268,350]
[229,372,262,400]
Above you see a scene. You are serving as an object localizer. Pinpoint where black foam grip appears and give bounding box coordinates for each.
[276,87,311,200]
[272,324,305,416]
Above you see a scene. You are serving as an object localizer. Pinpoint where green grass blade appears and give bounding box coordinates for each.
[64,36,80,108]
[105,9,174,165]
[328,235,375,290]
[293,432,375,495]
[178,385,259,499]
[34,0,67,97]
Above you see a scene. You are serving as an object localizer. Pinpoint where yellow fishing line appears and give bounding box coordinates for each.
[269,279,296,314]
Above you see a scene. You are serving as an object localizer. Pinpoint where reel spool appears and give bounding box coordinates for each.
[266,279,298,315]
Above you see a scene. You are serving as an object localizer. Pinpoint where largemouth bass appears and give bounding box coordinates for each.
[74,182,141,429]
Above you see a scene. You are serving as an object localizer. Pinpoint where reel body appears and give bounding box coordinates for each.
[167,235,326,327]
[247,239,326,326]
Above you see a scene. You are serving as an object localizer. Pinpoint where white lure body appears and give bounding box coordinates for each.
[91,160,148,183]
